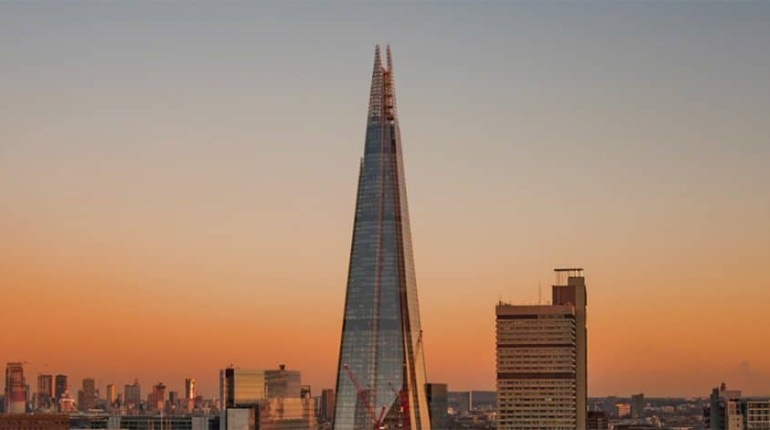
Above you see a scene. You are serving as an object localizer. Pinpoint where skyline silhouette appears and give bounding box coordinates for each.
[1,1,769,398]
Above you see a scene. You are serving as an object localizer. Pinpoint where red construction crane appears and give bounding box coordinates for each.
[342,363,387,430]
[388,381,410,430]
[386,330,424,430]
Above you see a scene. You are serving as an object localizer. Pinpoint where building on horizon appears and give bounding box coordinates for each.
[425,383,449,429]
[77,378,96,411]
[219,366,315,430]
[265,365,301,399]
[496,268,588,429]
[54,375,67,402]
[37,374,54,410]
[703,382,770,430]
[185,378,197,412]
[220,365,303,410]
[631,393,645,419]
[124,379,142,411]
[148,382,167,412]
[317,389,335,425]
[332,45,431,430]
[106,383,116,407]
[185,378,197,400]
[5,362,26,414]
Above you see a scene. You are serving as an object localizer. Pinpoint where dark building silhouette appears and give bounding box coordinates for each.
[631,393,645,418]
[426,384,449,429]
[54,375,67,402]
[587,411,609,430]
[318,389,335,424]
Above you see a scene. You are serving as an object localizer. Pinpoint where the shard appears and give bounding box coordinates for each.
[333,46,431,430]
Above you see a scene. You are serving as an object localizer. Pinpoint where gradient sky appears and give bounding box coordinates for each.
[1,1,769,399]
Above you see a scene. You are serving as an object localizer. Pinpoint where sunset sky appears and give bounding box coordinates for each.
[1,2,769,398]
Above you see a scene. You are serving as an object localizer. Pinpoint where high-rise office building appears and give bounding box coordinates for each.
[5,363,26,414]
[496,268,588,430]
[333,45,430,430]
[106,383,116,406]
[425,383,449,430]
[265,365,301,399]
[220,368,266,409]
[77,378,96,411]
[37,374,54,409]
[220,366,315,430]
[707,383,744,430]
[124,379,142,409]
[54,375,67,401]
[318,389,336,424]
[631,393,645,418]
[185,378,196,400]
[148,383,166,411]
[220,365,303,410]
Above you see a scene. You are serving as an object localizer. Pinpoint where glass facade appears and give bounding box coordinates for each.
[221,369,266,408]
[333,46,430,430]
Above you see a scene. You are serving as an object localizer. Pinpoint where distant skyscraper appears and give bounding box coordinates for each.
[631,393,645,418]
[425,383,449,429]
[78,378,96,411]
[54,375,67,401]
[106,383,117,406]
[318,389,336,424]
[185,378,196,400]
[265,365,301,399]
[496,268,588,430]
[37,374,54,409]
[333,45,431,430]
[5,363,26,414]
[149,383,166,411]
[124,379,141,409]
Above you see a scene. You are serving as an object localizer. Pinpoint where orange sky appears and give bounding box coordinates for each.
[1,1,770,399]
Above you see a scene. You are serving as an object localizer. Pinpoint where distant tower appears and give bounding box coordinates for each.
[106,383,117,406]
[78,378,96,411]
[123,379,141,409]
[185,378,196,400]
[318,389,336,424]
[149,382,166,411]
[37,374,54,409]
[333,46,431,430]
[631,393,645,418]
[5,362,26,414]
[496,268,588,430]
[54,374,68,401]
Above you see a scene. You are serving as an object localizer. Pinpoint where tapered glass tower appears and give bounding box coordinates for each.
[333,46,430,430]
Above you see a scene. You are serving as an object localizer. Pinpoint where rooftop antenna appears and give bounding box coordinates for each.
[538,282,542,305]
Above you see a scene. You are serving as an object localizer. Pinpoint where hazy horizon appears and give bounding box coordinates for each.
[1,1,769,398]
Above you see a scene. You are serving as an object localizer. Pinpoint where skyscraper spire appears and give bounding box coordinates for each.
[333,46,431,430]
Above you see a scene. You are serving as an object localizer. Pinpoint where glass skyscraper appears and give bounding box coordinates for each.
[333,46,430,430]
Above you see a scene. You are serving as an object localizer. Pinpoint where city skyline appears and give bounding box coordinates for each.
[2,1,770,400]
